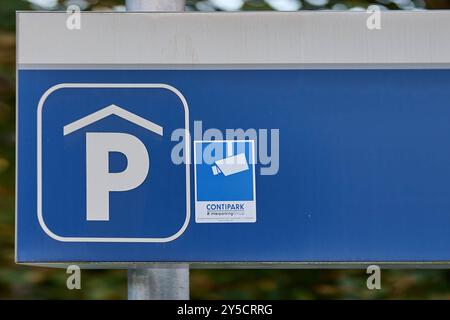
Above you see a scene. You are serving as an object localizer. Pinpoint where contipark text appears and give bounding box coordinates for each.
[206,203,245,211]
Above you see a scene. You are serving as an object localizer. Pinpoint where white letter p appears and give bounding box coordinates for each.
[86,132,149,221]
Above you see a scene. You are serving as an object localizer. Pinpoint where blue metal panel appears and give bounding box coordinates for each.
[16,69,450,263]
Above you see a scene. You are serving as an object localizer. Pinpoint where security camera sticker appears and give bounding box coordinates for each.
[194,140,256,223]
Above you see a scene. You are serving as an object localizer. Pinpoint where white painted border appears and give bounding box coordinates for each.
[37,83,190,242]
[193,140,257,223]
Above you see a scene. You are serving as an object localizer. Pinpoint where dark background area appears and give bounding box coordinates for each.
[1,0,450,299]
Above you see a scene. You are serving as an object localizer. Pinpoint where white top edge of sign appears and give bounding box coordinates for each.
[17,11,450,66]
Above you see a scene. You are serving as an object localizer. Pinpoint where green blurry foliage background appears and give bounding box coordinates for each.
[1,0,450,299]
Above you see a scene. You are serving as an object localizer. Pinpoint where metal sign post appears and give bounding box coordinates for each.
[125,0,186,11]
[125,0,189,300]
[128,267,189,300]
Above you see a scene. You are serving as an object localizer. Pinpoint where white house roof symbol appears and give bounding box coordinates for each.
[63,104,163,136]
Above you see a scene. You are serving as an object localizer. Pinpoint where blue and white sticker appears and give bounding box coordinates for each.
[194,140,257,223]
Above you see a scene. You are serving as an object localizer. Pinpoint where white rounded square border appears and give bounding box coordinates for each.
[37,83,191,242]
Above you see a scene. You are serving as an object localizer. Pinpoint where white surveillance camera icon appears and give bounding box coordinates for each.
[211,153,249,177]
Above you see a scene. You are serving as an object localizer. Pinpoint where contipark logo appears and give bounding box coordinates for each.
[206,204,245,211]
[206,203,246,216]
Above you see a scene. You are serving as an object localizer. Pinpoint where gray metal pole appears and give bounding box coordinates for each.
[125,0,189,300]
[128,267,189,300]
[126,0,186,11]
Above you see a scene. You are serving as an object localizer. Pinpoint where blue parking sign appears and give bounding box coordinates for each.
[36,83,190,243]
[16,68,450,265]
[16,11,450,267]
